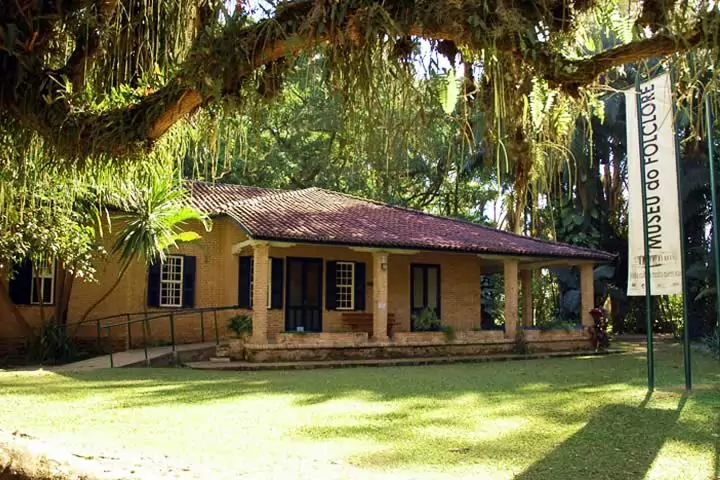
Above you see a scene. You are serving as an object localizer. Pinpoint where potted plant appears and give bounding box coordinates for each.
[227,314,252,339]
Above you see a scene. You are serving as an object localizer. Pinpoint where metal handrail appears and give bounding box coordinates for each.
[67,305,242,368]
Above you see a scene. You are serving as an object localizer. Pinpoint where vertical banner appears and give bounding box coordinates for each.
[626,73,683,296]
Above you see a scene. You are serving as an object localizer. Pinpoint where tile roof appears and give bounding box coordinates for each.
[206,185,614,262]
[187,181,279,214]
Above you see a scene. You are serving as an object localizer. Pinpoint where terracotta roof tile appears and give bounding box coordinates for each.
[187,181,280,214]
[216,186,614,261]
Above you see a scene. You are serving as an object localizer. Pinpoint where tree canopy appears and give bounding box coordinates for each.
[1,0,718,161]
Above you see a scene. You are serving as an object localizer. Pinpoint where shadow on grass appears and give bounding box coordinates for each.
[515,402,680,480]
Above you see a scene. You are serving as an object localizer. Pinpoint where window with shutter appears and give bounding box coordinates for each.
[159,256,184,307]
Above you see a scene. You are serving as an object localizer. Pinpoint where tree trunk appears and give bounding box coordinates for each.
[78,260,132,326]
[53,265,75,326]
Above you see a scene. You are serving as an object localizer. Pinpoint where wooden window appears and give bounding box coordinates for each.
[160,255,184,307]
[335,261,355,310]
[31,260,55,305]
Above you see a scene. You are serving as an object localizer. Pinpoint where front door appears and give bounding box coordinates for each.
[411,264,441,329]
[285,257,323,332]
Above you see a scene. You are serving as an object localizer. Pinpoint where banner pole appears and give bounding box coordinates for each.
[705,94,720,358]
[671,67,692,390]
[635,73,655,391]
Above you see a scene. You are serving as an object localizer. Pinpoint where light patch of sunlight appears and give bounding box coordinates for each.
[645,438,716,480]
[519,382,553,391]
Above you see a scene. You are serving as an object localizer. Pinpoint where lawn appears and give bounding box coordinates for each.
[0,342,718,479]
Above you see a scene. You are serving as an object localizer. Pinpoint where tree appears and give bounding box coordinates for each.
[78,176,209,324]
[0,1,718,162]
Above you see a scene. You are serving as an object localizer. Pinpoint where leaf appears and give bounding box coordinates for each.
[440,69,459,115]
[173,231,201,243]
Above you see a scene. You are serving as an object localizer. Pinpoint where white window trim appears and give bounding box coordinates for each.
[335,261,355,310]
[30,260,55,305]
[160,255,184,308]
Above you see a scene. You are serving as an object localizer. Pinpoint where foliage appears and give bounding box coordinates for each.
[513,329,529,354]
[227,315,253,337]
[440,324,456,341]
[701,330,720,359]
[79,174,210,323]
[111,176,210,267]
[411,308,441,332]
[32,323,78,364]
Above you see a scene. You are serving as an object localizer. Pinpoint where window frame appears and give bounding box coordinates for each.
[334,261,355,310]
[159,255,184,308]
[30,260,55,305]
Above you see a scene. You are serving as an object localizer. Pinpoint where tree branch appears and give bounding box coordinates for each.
[5,0,719,159]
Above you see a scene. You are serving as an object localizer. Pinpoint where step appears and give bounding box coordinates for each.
[184,349,622,371]
[209,356,231,363]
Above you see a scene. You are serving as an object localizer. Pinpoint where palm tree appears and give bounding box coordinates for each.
[78,177,210,325]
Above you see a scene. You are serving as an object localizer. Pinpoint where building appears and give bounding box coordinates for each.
[0,182,614,363]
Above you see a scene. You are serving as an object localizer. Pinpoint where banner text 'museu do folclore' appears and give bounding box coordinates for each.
[626,73,683,296]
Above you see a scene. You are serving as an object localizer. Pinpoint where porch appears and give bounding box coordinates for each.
[226,239,598,362]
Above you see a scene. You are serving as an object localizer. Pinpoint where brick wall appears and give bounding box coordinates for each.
[2,217,493,352]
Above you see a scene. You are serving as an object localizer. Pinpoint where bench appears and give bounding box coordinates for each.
[341,312,397,337]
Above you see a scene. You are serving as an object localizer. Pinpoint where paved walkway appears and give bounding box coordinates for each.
[50,342,217,371]
[186,348,623,371]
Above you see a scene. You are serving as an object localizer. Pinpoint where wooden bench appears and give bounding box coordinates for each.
[341,312,397,337]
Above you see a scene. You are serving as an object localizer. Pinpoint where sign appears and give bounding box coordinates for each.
[626,73,683,296]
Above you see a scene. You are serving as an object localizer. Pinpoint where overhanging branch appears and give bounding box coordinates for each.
[5,0,720,159]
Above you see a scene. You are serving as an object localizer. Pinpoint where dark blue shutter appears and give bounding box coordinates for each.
[325,261,337,310]
[270,257,284,309]
[238,256,252,308]
[9,260,32,305]
[147,262,161,307]
[354,262,366,311]
[182,256,196,308]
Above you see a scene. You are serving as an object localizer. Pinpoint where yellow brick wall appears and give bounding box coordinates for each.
[0,217,252,346]
[1,218,489,345]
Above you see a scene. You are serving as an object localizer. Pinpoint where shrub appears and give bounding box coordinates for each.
[702,330,720,359]
[412,308,441,331]
[227,315,252,337]
[34,323,78,364]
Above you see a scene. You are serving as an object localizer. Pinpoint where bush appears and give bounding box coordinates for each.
[34,323,78,364]
[412,308,441,331]
[702,330,720,359]
[227,315,252,337]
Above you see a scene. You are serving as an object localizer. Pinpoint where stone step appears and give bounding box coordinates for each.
[209,356,231,363]
[184,349,623,371]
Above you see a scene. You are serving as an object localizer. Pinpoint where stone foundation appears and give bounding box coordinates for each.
[217,328,593,363]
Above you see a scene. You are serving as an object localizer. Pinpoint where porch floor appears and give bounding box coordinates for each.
[185,348,622,371]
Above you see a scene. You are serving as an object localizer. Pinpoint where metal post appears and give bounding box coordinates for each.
[214,310,219,345]
[143,314,149,367]
[706,94,720,357]
[96,320,102,354]
[672,67,692,390]
[127,314,132,349]
[200,311,205,344]
[635,74,655,391]
[170,314,177,362]
[108,328,114,368]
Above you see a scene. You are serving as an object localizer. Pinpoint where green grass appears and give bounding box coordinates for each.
[0,342,718,479]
